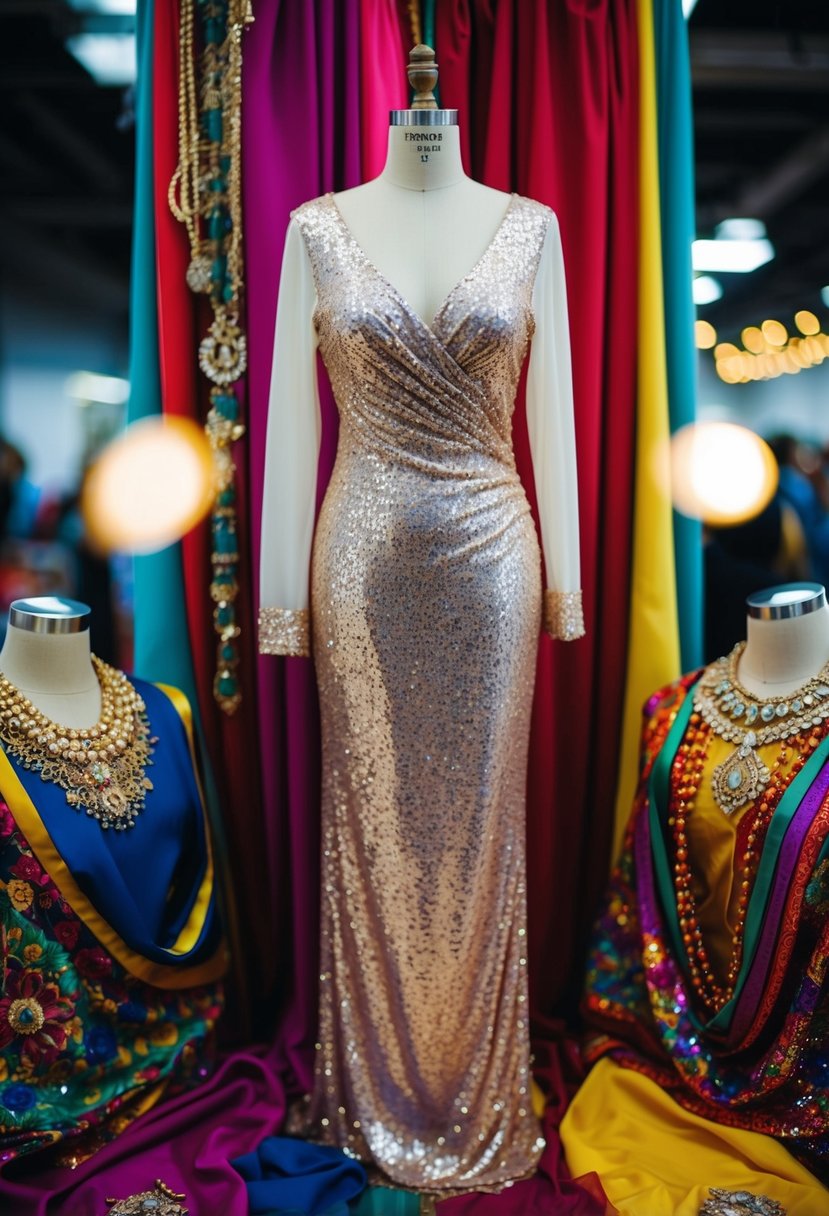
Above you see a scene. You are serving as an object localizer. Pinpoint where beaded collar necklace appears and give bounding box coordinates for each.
[693,641,829,815]
[0,657,154,830]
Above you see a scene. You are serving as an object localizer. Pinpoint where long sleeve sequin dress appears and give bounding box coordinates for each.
[259,192,583,1193]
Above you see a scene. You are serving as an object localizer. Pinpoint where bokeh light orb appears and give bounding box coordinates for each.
[670,422,778,526]
[694,320,717,349]
[82,417,214,554]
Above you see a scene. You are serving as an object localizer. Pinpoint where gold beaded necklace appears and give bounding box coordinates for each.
[0,657,154,830]
[672,710,824,1013]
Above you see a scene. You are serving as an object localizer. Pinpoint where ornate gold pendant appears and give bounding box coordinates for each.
[711,732,770,816]
[185,253,212,294]
[699,1188,785,1216]
[198,313,248,386]
[106,1180,188,1215]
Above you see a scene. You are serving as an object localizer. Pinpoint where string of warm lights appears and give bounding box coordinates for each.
[695,311,829,383]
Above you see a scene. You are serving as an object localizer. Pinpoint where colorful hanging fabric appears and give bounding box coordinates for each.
[611,0,681,856]
[129,0,199,712]
[359,0,409,181]
[448,0,642,1013]
[654,0,702,673]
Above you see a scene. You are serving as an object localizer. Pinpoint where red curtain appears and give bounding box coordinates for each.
[436,0,640,1017]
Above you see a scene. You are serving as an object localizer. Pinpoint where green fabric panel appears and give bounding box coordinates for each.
[423,0,435,53]
[654,0,703,672]
[128,0,199,708]
[647,689,701,1028]
[354,1187,422,1215]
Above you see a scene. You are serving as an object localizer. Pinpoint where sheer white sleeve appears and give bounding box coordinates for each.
[258,217,320,657]
[526,213,585,641]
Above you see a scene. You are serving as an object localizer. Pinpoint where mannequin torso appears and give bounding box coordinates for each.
[333,127,512,328]
[0,606,101,728]
[737,587,829,697]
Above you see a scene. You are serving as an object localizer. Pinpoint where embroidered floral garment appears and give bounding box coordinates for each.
[582,672,829,1183]
[0,680,224,1165]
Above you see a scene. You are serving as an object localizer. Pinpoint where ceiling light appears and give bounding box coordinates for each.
[795,310,820,336]
[65,33,136,86]
[692,238,775,274]
[694,320,717,349]
[761,318,788,347]
[65,371,130,405]
[714,218,767,241]
[66,0,136,12]
[693,275,723,305]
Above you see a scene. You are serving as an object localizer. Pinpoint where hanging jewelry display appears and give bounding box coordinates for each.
[170,0,253,714]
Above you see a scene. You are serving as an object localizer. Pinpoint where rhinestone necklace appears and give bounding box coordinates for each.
[693,641,829,815]
[0,657,154,830]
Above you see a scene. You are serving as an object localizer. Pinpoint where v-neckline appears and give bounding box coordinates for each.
[326,190,517,338]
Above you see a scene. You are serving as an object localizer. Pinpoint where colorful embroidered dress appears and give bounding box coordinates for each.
[0,679,225,1165]
[581,668,829,1183]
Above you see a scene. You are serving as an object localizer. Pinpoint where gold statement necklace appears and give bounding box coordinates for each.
[0,657,154,830]
[693,641,829,815]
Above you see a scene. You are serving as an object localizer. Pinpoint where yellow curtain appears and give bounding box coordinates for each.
[612,0,681,856]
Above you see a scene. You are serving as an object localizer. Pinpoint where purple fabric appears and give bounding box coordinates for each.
[634,794,662,945]
[730,757,829,1044]
[243,0,363,1094]
[0,1047,287,1215]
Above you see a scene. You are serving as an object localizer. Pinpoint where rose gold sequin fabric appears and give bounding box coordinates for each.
[291,192,553,1192]
[258,606,310,656]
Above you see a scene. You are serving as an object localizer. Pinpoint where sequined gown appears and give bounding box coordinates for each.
[261,191,581,1193]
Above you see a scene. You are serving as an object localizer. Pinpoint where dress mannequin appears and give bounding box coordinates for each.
[0,597,101,727]
[563,582,829,1212]
[259,49,581,634]
[0,598,225,1165]
[257,46,582,1193]
[737,582,829,696]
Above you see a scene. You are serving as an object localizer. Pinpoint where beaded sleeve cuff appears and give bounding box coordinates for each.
[258,607,310,657]
[543,589,585,641]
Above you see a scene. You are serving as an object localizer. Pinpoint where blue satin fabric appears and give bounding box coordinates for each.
[1,679,220,967]
[232,1137,367,1215]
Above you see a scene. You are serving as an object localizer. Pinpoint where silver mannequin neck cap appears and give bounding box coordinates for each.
[747,583,827,621]
[8,597,91,635]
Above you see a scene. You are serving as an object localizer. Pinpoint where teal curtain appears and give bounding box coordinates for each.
[654,0,703,672]
[128,0,199,705]
[423,0,436,52]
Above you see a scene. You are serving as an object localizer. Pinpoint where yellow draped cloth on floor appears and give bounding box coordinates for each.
[561,1059,828,1216]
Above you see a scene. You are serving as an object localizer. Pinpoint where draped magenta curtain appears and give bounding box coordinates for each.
[436,0,640,1017]
[242,0,407,1081]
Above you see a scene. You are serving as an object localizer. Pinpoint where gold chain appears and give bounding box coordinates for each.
[406,0,422,48]
[0,658,154,830]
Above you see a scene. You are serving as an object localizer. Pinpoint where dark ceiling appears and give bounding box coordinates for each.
[0,1,827,342]
[690,0,829,338]
[0,0,135,322]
